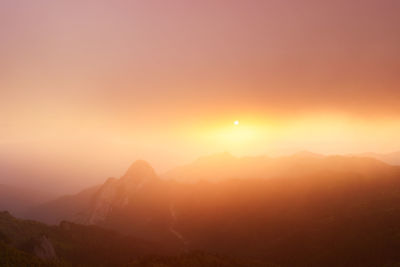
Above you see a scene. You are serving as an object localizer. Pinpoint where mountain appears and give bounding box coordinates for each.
[0,236,56,267]
[0,211,168,266]
[27,154,400,266]
[1,211,268,267]
[0,184,55,218]
[292,150,324,158]
[127,251,275,267]
[81,160,160,225]
[28,161,161,225]
[28,161,183,250]
[354,151,400,166]
[162,152,390,182]
[77,160,182,249]
[27,185,101,225]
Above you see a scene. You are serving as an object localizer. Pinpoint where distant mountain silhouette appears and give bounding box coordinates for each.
[163,152,390,182]
[292,150,324,158]
[24,154,400,266]
[352,151,400,166]
[0,184,55,218]
[27,185,101,225]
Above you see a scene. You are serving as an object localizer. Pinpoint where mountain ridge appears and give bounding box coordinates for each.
[11,153,400,266]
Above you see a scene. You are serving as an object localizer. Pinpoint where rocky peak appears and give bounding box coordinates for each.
[59,221,72,231]
[0,211,13,219]
[31,235,57,260]
[122,160,158,182]
[81,161,158,225]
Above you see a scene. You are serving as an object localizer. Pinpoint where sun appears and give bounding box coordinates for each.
[234,120,239,125]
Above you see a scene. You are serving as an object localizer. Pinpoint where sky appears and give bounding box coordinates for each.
[1,0,400,192]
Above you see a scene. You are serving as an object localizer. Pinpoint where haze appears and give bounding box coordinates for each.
[1,0,400,193]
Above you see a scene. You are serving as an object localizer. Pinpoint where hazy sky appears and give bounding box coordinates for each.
[1,0,400,192]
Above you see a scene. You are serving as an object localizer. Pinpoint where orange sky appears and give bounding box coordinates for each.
[1,0,400,192]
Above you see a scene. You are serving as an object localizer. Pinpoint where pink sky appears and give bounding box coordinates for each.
[1,0,400,192]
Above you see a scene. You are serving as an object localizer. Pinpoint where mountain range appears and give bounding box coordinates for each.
[6,153,398,266]
[352,151,400,166]
[0,184,55,218]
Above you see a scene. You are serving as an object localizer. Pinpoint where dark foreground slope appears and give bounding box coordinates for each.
[127,252,276,267]
[0,211,165,266]
[0,211,270,267]
[0,241,57,267]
